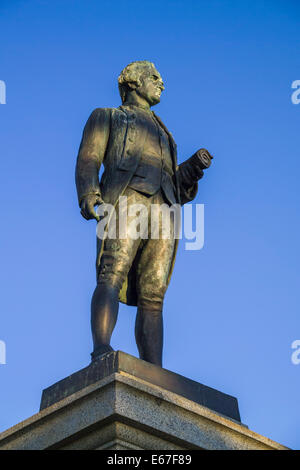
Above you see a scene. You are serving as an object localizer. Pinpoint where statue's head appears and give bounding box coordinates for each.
[118,61,164,107]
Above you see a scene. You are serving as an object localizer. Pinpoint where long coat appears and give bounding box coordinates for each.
[75,105,198,306]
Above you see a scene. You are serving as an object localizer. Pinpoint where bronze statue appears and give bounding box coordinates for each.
[75,61,213,366]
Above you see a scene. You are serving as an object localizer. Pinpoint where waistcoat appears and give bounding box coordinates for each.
[126,106,177,205]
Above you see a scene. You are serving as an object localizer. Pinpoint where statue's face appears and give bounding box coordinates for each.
[136,67,165,106]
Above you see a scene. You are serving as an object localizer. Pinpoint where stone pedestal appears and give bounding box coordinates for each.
[0,351,287,450]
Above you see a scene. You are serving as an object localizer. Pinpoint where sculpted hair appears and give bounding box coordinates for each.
[118,60,156,103]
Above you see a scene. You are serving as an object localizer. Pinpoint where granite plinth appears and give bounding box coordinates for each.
[0,366,288,450]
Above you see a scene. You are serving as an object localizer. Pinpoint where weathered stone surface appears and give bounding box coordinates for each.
[0,368,288,450]
[40,351,241,422]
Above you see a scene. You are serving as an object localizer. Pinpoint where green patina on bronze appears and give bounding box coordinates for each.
[75,61,213,365]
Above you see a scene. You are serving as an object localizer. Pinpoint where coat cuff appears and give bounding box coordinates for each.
[78,190,102,207]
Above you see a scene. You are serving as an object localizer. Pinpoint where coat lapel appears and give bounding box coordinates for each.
[118,106,149,171]
[152,111,181,204]
[152,111,177,159]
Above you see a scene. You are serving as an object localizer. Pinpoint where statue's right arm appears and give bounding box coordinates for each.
[75,108,111,221]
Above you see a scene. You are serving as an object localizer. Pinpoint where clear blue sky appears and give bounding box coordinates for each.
[0,0,299,449]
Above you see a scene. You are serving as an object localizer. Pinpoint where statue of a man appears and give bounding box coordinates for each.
[75,61,212,366]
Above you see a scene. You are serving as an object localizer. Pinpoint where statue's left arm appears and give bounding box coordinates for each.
[176,148,213,205]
